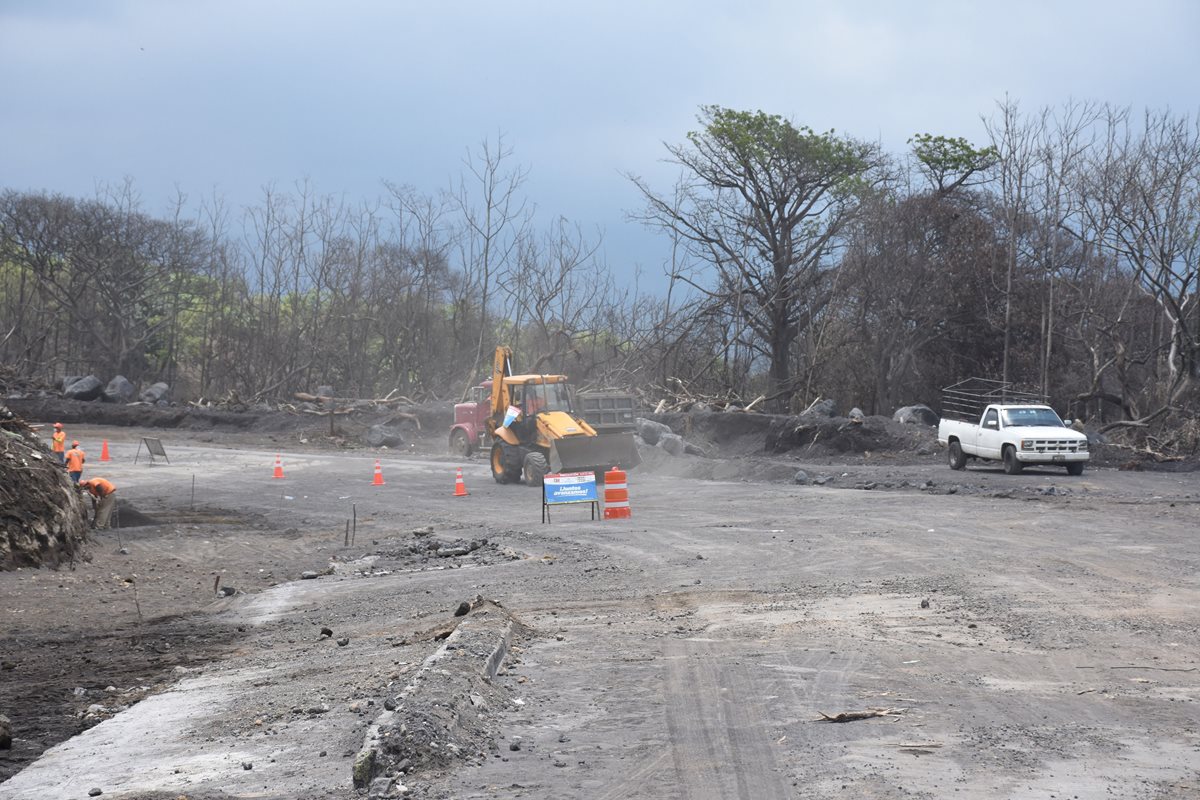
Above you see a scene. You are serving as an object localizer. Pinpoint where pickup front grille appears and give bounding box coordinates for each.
[1025,440,1082,453]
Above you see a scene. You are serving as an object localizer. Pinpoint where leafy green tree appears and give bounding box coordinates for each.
[631,106,880,411]
[908,133,997,195]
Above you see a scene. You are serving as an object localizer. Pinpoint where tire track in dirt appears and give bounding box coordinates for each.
[662,637,791,800]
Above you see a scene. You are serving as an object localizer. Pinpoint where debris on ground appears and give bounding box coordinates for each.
[816,707,908,722]
[354,601,526,791]
[765,413,933,457]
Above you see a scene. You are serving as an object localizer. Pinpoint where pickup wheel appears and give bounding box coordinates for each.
[1002,445,1024,475]
[1066,461,1084,476]
[449,429,473,458]
[948,441,967,471]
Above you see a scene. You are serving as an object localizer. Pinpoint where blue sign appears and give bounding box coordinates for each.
[543,471,598,504]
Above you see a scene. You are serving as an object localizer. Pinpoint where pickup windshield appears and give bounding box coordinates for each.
[1000,407,1064,427]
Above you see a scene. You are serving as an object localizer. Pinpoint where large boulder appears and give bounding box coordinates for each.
[103,375,136,403]
[63,375,103,401]
[635,417,674,447]
[139,382,170,404]
[893,404,939,426]
[658,432,686,457]
[61,375,85,394]
[848,407,865,422]
[803,398,836,417]
[365,425,404,448]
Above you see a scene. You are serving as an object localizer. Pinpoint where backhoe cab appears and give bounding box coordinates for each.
[484,346,640,486]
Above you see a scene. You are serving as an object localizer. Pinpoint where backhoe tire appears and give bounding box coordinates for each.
[1067,461,1085,476]
[449,429,473,458]
[948,441,966,471]
[1002,445,1024,475]
[523,451,549,487]
[491,442,519,484]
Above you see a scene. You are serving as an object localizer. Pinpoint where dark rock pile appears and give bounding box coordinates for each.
[0,405,89,569]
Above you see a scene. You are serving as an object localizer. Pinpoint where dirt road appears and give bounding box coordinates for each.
[2,427,1198,798]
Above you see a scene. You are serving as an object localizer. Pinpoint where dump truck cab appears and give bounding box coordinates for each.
[449,383,492,456]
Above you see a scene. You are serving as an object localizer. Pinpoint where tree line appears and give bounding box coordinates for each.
[2,100,1198,441]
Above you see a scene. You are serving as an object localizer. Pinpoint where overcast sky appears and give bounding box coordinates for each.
[2,0,1198,292]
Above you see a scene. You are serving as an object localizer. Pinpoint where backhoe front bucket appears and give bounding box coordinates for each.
[550,433,641,475]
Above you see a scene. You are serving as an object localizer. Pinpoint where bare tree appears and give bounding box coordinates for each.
[1081,108,1200,404]
[984,97,1043,388]
[452,134,530,390]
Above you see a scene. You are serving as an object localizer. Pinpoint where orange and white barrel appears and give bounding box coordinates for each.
[603,467,631,519]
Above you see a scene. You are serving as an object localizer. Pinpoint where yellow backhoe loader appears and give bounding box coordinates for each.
[485,346,641,486]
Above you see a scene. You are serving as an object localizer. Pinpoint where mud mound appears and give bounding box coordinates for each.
[0,405,89,569]
[5,396,453,448]
[648,410,775,457]
[766,413,930,456]
[112,499,158,528]
[645,409,935,462]
[5,397,264,431]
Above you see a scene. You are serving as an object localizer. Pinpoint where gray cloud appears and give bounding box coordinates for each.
[2,0,1198,288]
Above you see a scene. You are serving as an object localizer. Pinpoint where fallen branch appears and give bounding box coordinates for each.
[1099,404,1174,434]
[800,396,824,416]
[742,395,766,413]
[380,411,421,431]
[1098,441,1184,462]
[294,391,416,406]
[815,707,906,723]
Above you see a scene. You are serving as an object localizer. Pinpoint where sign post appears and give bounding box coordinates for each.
[541,471,599,523]
[134,437,170,465]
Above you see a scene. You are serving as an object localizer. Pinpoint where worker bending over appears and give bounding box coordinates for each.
[65,441,86,484]
[79,477,117,529]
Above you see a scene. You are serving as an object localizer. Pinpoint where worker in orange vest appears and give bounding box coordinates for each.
[51,422,67,464]
[65,441,86,484]
[79,477,117,529]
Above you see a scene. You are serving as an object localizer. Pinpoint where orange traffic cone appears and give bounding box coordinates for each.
[454,467,468,497]
[372,459,385,486]
[272,454,285,479]
[100,440,111,462]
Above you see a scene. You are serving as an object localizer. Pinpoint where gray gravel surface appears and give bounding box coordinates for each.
[1,428,1198,799]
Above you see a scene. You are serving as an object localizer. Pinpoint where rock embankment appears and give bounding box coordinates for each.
[0,405,88,569]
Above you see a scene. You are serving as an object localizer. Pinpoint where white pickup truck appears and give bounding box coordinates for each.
[938,404,1089,475]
